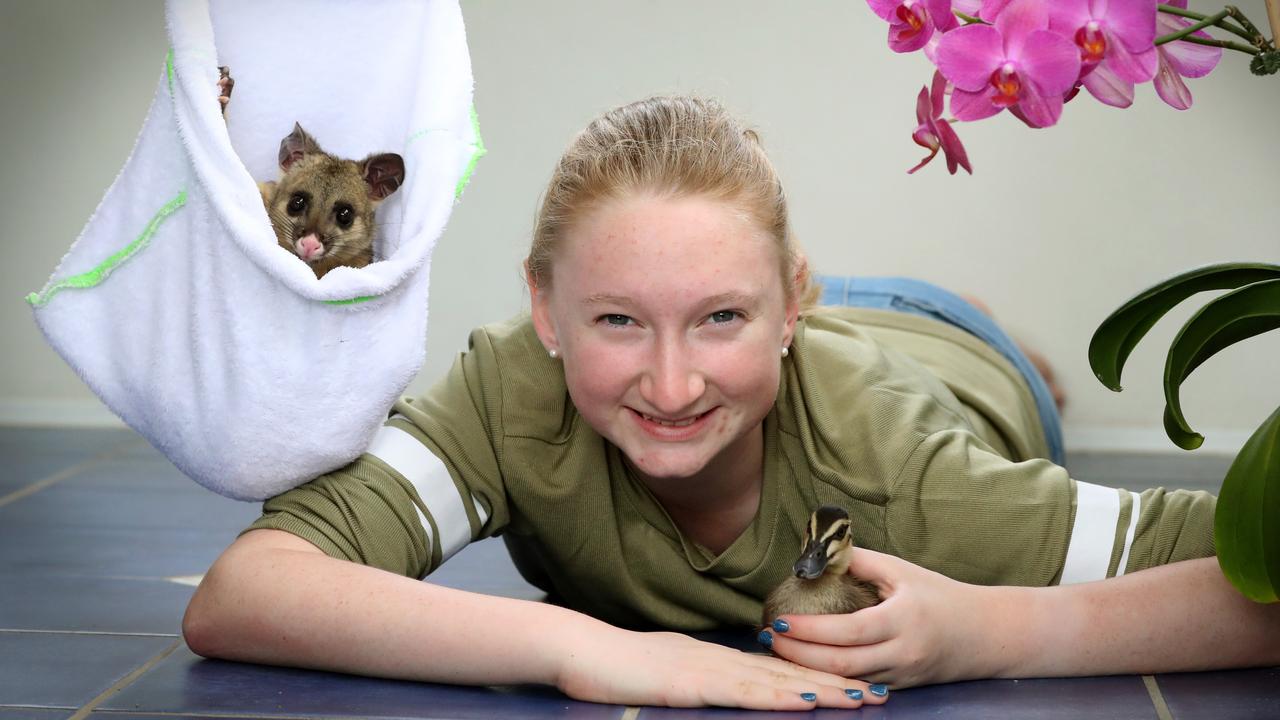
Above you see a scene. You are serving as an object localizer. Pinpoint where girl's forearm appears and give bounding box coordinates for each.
[988,557,1280,678]
[183,531,606,687]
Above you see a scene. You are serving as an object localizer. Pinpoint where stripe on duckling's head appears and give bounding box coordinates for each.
[810,505,851,542]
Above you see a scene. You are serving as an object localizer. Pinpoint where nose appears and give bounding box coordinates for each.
[639,335,706,416]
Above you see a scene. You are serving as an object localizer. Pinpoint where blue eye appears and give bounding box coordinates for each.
[602,314,633,326]
[708,310,740,324]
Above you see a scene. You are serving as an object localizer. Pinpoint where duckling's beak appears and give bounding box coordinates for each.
[792,539,830,580]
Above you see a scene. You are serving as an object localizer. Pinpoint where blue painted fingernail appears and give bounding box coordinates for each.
[846,688,863,699]
[870,684,889,696]
[772,618,790,633]
[801,692,817,702]
[757,629,773,648]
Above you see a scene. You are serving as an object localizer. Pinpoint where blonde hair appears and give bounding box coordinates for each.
[527,96,819,309]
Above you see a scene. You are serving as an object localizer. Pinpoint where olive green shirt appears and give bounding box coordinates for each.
[246,307,1216,630]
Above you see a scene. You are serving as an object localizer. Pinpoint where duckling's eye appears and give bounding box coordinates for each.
[707,310,741,325]
[287,193,308,215]
[334,203,354,229]
[600,314,633,327]
[830,526,847,542]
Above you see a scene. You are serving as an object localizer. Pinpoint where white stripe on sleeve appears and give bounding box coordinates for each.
[366,419,485,565]
[1059,481,1122,585]
[1115,491,1142,576]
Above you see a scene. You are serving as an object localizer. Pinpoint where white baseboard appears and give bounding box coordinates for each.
[0,399,126,428]
[1064,426,1250,457]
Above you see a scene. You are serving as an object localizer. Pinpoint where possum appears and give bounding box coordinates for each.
[218,67,404,278]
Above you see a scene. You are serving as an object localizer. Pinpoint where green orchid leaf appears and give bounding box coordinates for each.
[1089,263,1280,392]
[1215,404,1280,603]
[1163,279,1280,448]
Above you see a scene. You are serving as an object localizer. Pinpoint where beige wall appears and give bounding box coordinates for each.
[4,1,1277,453]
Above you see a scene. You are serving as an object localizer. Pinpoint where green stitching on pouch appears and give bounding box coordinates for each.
[166,49,175,95]
[454,104,487,199]
[324,294,377,306]
[26,190,188,307]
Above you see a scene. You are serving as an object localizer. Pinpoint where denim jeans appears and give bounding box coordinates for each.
[814,275,1065,465]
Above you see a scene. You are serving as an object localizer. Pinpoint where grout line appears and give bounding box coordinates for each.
[0,439,143,509]
[67,637,184,720]
[1142,675,1175,720]
[621,707,642,720]
[81,711,321,719]
[0,628,178,638]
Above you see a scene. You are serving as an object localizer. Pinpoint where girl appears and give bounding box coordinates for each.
[183,96,1280,711]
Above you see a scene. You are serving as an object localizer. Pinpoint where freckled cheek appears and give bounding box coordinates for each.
[562,340,638,412]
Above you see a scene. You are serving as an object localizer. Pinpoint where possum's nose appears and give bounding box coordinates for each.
[295,234,325,262]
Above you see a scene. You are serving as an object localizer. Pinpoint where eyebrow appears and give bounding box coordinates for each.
[579,291,760,308]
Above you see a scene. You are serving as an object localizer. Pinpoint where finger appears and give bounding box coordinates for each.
[731,664,880,710]
[768,632,898,685]
[766,603,896,646]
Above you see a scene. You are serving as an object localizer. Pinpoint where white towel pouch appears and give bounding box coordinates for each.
[28,0,482,501]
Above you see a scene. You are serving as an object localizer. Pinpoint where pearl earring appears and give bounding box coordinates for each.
[781,346,790,358]
[548,349,559,359]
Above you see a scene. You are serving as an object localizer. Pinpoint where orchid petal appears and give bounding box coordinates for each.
[1018,29,1083,94]
[1161,34,1223,78]
[930,69,948,118]
[1103,27,1158,83]
[1015,75,1064,127]
[1047,0,1092,37]
[996,0,1050,59]
[1082,59,1136,107]
[868,0,902,23]
[923,32,944,63]
[927,0,959,32]
[890,16,936,52]
[1105,0,1157,52]
[980,0,1012,21]
[915,85,934,126]
[1154,50,1194,109]
[907,144,941,173]
[951,85,1005,121]
[954,0,982,15]
[937,24,1006,90]
[935,118,972,174]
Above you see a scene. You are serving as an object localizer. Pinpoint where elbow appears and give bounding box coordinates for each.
[182,567,226,658]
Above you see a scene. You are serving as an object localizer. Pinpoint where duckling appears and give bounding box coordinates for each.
[762,505,880,627]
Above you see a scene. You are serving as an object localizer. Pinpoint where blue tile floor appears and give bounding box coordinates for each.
[1,426,1276,719]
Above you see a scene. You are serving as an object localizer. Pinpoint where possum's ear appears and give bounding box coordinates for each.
[278,123,321,172]
[361,153,405,202]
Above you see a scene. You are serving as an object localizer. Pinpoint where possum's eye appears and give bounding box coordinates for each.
[287,193,308,215]
[334,203,354,229]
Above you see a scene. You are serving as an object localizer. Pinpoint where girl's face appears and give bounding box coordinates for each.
[530,194,798,485]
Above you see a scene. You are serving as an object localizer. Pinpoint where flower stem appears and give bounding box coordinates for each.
[1156,9,1231,45]
[953,10,983,24]
[1158,3,1258,45]
[1175,33,1261,55]
[1263,0,1280,50]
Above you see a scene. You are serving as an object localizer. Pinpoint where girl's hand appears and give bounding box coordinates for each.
[763,547,1006,688]
[555,627,889,710]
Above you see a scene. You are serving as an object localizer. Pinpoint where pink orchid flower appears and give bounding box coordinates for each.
[1049,0,1158,108]
[1152,0,1223,109]
[909,71,972,174]
[935,0,1081,128]
[868,0,959,53]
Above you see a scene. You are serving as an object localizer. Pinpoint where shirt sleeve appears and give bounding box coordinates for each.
[243,327,511,579]
[885,429,1216,587]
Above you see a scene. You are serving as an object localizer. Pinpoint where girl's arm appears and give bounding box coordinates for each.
[182,529,886,710]
[766,549,1280,688]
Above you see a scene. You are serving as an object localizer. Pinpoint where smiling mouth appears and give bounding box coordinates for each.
[639,412,703,427]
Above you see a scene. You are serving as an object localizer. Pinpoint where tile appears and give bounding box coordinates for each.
[639,675,1158,720]
[1156,667,1280,720]
[104,644,623,719]
[428,536,546,600]
[0,427,138,460]
[0,709,73,719]
[0,575,192,634]
[0,631,176,709]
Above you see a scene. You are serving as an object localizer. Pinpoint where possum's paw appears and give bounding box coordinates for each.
[217,66,235,117]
